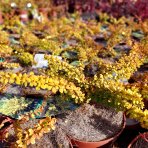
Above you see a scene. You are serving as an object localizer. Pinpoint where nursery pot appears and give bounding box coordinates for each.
[128,132,148,148]
[0,115,14,140]
[69,114,126,148]
[20,10,28,23]
[0,12,3,24]
[0,115,14,127]
[1,118,73,148]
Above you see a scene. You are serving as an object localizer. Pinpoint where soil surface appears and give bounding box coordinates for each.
[28,126,70,148]
[58,103,123,142]
[131,134,148,148]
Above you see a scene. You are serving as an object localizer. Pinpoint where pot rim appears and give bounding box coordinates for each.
[0,115,14,141]
[0,115,15,123]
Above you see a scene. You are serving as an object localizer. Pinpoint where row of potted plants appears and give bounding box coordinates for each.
[0,0,148,25]
[0,111,147,147]
[0,2,147,148]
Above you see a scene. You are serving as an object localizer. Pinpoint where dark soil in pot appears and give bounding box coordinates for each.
[58,103,124,142]
[111,126,147,148]
[0,119,71,148]
[28,126,71,148]
[131,135,148,148]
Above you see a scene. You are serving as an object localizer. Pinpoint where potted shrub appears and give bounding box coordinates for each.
[0,103,72,147]
[0,115,14,141]
[0,45,147,146]
[0,8,147,148]
[0,117,58,147]
[58,103,125,148]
